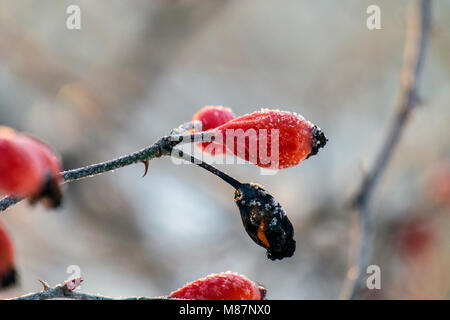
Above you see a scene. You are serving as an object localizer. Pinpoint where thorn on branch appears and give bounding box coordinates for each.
[141,160,150,177]
[38,279,50,291]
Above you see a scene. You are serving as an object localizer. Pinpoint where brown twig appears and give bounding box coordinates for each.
[347,0,432,299]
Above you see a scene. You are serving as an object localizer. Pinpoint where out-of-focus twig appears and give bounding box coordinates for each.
[11,278,170,300]
[347,0,432,299]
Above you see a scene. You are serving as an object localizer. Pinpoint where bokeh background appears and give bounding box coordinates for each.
[0,0,449,299]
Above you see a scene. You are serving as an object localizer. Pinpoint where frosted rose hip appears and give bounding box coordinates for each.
[212,109,327,169]
[170,271,265,300]
[192,106,235,155]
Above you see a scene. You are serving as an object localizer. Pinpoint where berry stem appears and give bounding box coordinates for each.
[170,131,216,144]
[171,148,242,189]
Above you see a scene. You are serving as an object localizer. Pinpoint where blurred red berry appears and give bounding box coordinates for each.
[20,135,63,207]
[0,222,16,289]
[192,106,235,155]
[0,126,63,208]
[212,109,327,169]
[170,271,265,300]
[425,161,450,207]
[0,127,43,197]
[398,217,434,259]
[23,136,62,180]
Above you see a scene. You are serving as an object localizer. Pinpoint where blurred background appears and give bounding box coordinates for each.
[0,0,449,299]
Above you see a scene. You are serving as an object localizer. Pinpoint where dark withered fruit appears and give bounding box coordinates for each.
[234,183,296,260]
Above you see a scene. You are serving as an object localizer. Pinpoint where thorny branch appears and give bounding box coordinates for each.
[347,0,432,299]
[0,130,218,212]
[1,129,251,300]
[11,278,170,300]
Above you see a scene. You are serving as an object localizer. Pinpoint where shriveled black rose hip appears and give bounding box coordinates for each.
[173,149,297,260]
[234,183,296,260]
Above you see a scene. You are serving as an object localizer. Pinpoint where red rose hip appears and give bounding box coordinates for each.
[0,126,63,208]
[213,109,327,169]
[192,106,235,155]
[0,127,43,197]
[20,135,63,208]
[170,271,265,300]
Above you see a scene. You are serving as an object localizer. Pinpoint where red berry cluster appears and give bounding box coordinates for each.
[192,107,327,169]
[170,271,265,300]
[398,217,434,261]
[0,126,63,207]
